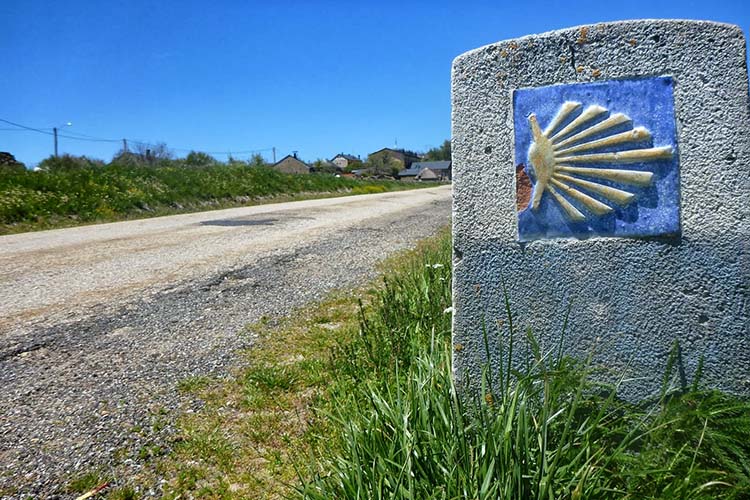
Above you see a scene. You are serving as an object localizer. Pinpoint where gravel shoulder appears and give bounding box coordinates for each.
[0,186,451,498]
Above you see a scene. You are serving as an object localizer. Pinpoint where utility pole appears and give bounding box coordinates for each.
[272,147,276,163]
[52,122,71,157]
[123,138,128,152]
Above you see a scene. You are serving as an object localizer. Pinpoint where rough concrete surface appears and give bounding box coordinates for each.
[451,20,749,401]
[0,186,451,498]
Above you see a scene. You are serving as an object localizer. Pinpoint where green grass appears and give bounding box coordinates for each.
[66,470,109,493]
[177,375,213,394]
[65,469,138,499]
[107,486,138,500]
[108,227,749,499]
[298,230,750,500]
[0,161,435,235]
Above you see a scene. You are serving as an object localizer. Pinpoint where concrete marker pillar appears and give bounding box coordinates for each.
[451,20,750,401]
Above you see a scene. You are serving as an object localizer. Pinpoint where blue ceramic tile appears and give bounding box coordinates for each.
[514,77,680,241]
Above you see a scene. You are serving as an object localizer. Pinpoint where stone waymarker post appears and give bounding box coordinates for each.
[451,20,749,401]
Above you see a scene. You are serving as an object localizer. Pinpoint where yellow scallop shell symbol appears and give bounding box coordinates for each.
[527,101,673,221]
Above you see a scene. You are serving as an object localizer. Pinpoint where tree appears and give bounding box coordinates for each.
[248,153,266,167]
[0,152,25,173]
[312,159,339,174]
[111,148,140,166]
[424,140,451,161]
[227,154,247,166]
[37,154,104,171]
[137,142,172,162]
[343,159,363,173]
[184,151,216,167]
[364,153,400,178]
[111,142,172,166]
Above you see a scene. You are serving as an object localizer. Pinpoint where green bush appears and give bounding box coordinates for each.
[184,151,217,167]
[351,185,387,195]
[37,154,104,171]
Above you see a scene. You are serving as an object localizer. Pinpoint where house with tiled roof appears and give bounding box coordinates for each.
[330,153,360,170]
[272,153,310,174]
[398,160,452,181]
[367,148,422,169]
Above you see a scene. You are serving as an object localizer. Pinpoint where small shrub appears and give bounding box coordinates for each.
[351,185,387,195]
[245,363,299,393]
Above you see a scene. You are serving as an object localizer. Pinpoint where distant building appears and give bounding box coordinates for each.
[330,153,359,170]
[367,148,422,169]
[272,154,310,174]
[416,160,452,181]
[396,164,423,180]
[398,160,452,181]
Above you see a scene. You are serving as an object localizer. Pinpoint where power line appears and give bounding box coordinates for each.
[0,118,55,136]
[170,146,275,154]
[0,118,119,142]
[0,117,273,156]
[57,130,120,143]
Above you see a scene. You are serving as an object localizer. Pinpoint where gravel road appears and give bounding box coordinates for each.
[0,185,451,498]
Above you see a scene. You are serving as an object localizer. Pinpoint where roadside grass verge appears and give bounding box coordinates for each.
[116,226,749,499]
[298,231,750,499]
[0,164,436,235]
[129,294,367,498]
[111,230,451,499]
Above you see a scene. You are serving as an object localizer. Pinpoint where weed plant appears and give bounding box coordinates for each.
[300,231,750,499]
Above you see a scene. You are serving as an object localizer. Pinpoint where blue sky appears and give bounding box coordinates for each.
[1,1,748,166]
